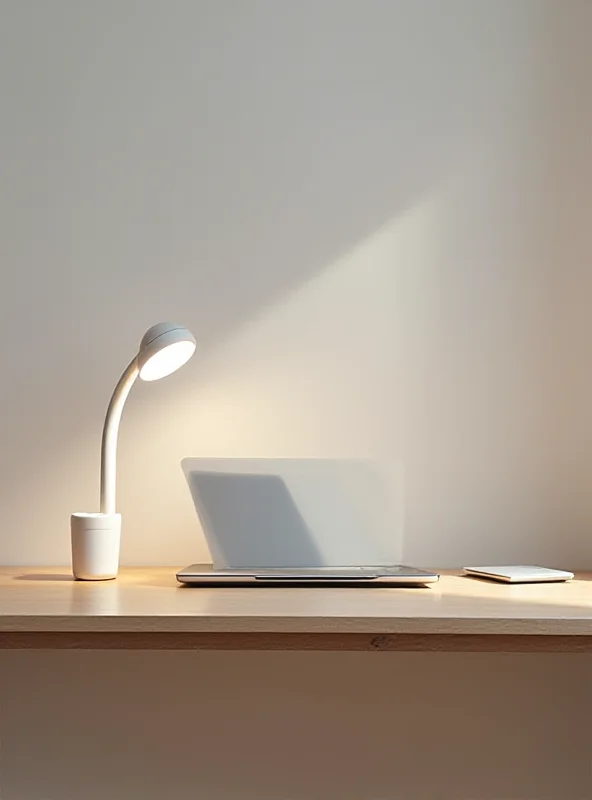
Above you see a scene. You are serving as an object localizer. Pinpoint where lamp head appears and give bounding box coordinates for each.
[137,322,196,381]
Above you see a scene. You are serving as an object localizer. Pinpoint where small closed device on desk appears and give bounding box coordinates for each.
[463,566,574,583]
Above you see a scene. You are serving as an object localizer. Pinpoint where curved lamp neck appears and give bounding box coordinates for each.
[100,358,140,514]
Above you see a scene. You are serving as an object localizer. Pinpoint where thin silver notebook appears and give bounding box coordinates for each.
[176,564,439,586]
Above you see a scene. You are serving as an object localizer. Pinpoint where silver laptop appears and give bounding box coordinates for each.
[177,458,439,587]
[177,564,439,586]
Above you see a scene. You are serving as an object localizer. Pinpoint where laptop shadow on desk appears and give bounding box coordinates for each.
[189,471,324,568]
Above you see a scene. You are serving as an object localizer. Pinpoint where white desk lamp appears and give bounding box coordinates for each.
[71,322,196,580]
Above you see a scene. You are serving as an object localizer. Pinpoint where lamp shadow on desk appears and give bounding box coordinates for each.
[14,574,73,582]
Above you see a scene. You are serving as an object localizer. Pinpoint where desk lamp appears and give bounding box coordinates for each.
[71,322,196,580]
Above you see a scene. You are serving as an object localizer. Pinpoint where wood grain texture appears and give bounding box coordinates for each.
[2,631,592,652]
[0,567,591,651]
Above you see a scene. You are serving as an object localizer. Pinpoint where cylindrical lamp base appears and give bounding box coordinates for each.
[71,513,121,580]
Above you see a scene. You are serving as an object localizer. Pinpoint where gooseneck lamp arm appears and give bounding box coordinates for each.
[100,357,140,515]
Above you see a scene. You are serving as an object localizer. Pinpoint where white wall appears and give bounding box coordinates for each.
[1,2,592,798]
[1,0,589,569]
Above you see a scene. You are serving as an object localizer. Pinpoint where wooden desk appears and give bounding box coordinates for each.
[0,567,590,652]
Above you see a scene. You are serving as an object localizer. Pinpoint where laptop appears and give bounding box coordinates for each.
[176,458,439,587]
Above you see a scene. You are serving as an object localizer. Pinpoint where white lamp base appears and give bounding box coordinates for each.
[71,513,121,580]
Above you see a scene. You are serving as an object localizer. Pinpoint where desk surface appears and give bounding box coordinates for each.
[0,567,591,652]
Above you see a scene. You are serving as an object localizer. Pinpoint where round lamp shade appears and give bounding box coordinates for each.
[137,322,196,381]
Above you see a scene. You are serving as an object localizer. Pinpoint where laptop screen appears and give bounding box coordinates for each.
[182,458,403,570]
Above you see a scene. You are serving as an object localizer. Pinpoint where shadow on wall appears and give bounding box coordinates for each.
[188,471,323,567]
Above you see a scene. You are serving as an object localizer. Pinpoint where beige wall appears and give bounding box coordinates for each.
[1,2,591,798]
[1,0,590,569]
